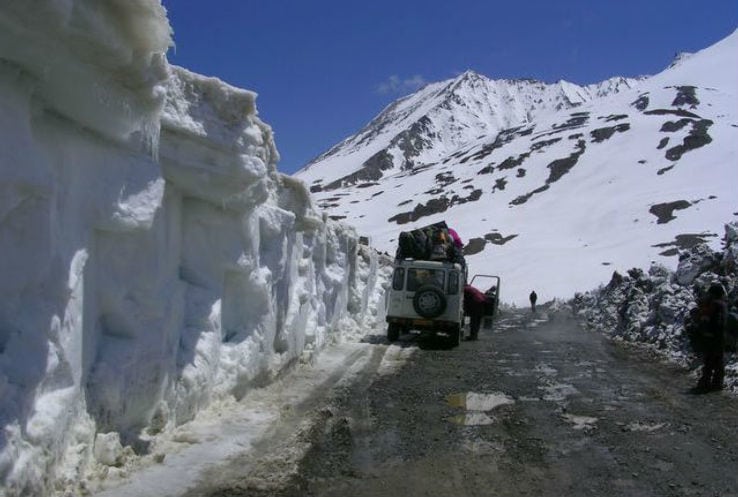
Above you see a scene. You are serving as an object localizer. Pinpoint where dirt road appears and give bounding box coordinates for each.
[190,309,738,497]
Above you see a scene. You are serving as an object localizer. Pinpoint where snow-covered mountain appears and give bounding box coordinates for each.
[296,30,738,306]
[299,71,640,189]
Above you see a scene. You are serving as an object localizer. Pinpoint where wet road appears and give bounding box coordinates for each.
[195,309,738,497]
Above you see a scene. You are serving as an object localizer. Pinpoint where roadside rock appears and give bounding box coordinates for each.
[570,221,738,393]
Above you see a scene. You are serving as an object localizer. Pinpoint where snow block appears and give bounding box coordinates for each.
[0,3,390,496]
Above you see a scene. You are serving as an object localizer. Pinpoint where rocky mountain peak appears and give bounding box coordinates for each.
[297,70,641,193]
[668,51,694,68]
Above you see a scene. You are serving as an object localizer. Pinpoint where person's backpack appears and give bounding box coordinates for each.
[726,310,738,353]
[686,306,706,354]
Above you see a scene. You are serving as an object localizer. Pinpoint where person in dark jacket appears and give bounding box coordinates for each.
[464,284,487,340]
[529,290,538,313]
[694,283,728,393]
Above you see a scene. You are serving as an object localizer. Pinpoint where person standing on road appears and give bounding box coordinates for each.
[529,290,538,313]
[464,284,487,340]
[694,283,728,393]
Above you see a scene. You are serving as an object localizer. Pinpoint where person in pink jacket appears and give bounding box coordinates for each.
[464,284,487,340]
[448,228,463,249]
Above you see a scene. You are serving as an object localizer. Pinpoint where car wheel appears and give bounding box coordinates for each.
[387,323,400,342]
[412,285,447,319]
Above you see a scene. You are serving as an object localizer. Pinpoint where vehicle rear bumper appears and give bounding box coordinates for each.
[386,316,460,332]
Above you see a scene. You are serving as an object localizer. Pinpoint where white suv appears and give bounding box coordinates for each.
[385,259,465,346]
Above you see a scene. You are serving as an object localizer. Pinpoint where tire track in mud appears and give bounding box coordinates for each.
[183,344,394,497]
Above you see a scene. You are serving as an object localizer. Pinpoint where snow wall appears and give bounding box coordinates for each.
[0,2,390,496]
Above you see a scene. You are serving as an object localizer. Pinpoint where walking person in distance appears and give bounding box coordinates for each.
[529,290,538,313]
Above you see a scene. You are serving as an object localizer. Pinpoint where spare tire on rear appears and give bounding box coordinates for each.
[413,284,447,318]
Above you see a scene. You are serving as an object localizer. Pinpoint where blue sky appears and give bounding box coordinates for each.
[163,1,737,175]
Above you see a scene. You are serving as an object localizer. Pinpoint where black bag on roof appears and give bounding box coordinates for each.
[396,221,455,262]
[396,230,429,260]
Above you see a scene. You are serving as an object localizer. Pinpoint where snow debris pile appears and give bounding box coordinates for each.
[571,222,738,392]
[0,2,390,496]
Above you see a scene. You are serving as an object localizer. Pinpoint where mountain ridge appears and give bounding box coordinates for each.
[298,70,641,189]
[295,30,738,305]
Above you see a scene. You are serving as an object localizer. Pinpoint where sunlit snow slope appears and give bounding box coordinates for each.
[297,31,738,306]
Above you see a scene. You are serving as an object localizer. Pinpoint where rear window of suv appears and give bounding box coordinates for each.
[407,268,445,291]
[392,268,405,290]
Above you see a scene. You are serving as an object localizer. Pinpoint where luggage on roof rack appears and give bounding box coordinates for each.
[395,221,463,264]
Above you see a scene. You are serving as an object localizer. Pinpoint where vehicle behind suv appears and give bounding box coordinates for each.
[385,259,465,346]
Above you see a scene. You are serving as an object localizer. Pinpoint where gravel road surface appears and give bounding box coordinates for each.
[189,309,738,497]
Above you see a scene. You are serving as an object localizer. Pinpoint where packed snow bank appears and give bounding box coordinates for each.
[569,222,738,392]
[0,3,390,496]
[0,0,172,154]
